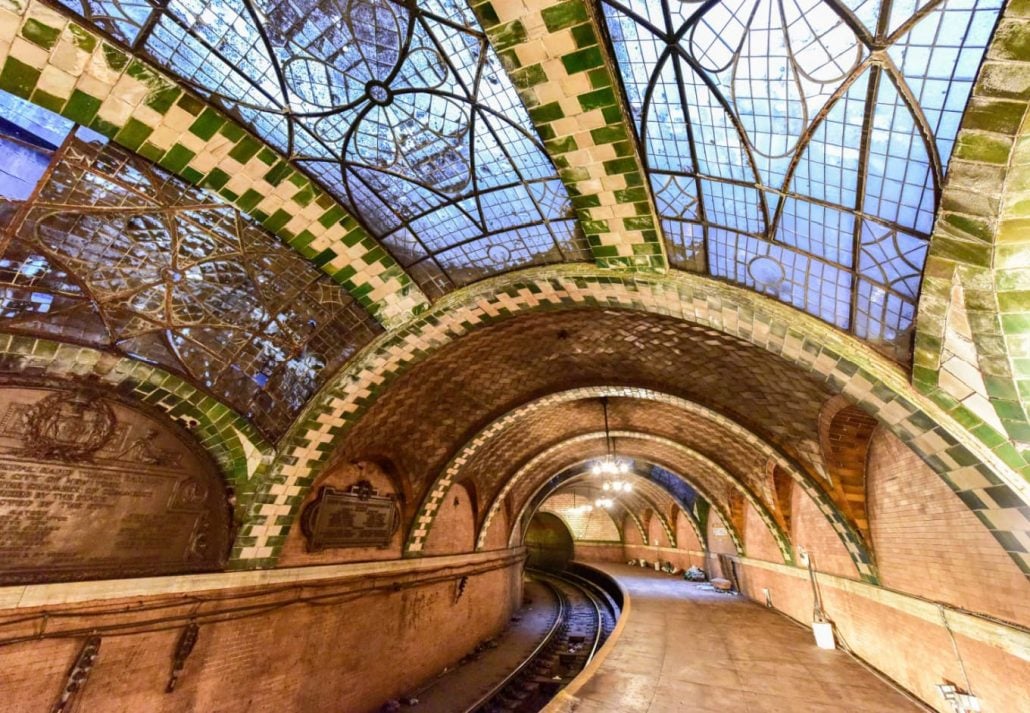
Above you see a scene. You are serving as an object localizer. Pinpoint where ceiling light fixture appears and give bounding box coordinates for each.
[590,397,632,490]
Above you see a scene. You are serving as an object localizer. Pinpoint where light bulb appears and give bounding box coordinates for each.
[591,463,601,475]
[618,461,629,474]
[602,482,610,491]
[625,483,633,492]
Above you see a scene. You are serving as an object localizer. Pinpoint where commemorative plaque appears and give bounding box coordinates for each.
[0,384,231,584]
[301,480,399,551]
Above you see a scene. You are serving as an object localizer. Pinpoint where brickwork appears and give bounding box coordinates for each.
[868,429,1030,626]
[0,333,272,530]
[818,395,879,538]
[541,491,621,541]
[276,462,405,567]
[739,563,1030,713]
[790,474,861,579]
[745,502,785,564]
[423,483,477,556]
[260,268,1029,577]
[915,0,1030,462]
[0,556,523,713]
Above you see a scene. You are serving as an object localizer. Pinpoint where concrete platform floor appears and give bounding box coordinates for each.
[568,564,921,713]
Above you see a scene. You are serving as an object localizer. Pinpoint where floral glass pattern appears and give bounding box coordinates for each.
[54,0,588,297]
[601,0,1003,360]
[0,91,382,438]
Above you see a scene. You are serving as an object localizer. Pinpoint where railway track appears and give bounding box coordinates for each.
[462,567,620,713]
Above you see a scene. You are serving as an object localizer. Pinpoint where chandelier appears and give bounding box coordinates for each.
[590,397,632,493]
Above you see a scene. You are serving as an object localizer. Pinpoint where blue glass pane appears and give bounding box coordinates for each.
[54,0,152,44]
[777,198,855,267]
[661,219,705,271]
[651,173,699,220]
[700,179,763,234]
[855,278,916,342]
[858,221,928,298]
[790,71,869,207]
[602,0,999,356]
[709,228,852,328]
[863,76,936,233]
[888,0,1003,166]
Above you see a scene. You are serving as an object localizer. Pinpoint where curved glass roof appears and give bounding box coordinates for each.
[601,0,1003,360]
[0,90,381,438]
[56,0,589,297]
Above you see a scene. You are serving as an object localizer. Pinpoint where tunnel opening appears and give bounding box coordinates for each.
[525,512,575,571]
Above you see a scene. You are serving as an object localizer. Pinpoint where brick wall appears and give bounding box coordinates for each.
[423,482,476,555]
[867,428,1030,626]
[738,563,1029,713]
[744,502,783,562]
[790,477,860,579]
[277,462,405,566]
[674,509,702,552]
[0,558,523,713]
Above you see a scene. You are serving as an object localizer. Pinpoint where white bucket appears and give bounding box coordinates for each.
[812,621,836,650]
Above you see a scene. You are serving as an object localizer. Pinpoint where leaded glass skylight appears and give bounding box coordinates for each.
[601,0,1003,360]
[55,0,589,297]
[0,90,381,438]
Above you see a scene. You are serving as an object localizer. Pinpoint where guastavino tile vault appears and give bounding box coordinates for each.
[0,0,1027,710]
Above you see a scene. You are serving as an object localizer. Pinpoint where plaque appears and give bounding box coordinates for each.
[0,383,231,584]
[301,480,399,551]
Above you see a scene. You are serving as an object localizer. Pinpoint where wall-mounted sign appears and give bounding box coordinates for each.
[0,384,231,584]
[301,480,399,551]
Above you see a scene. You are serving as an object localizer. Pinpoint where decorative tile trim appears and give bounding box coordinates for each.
[502,445,709,554]
[0,332,274,554]
[509,433,746,555]
[404,385,876,578]
[470,0,667,270]
[914,0,1030,459]
[0,0,427,325]
[261,265,1030,577]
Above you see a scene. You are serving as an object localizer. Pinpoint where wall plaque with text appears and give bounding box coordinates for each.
[301,481,399,551]
[0,384,231,584]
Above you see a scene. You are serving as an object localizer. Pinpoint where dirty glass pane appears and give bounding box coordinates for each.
[0,91,381,438]
[56,0,588,296]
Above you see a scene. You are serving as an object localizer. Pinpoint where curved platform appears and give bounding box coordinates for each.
[552,564,920,713]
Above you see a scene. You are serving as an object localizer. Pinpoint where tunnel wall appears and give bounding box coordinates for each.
[0,551,524,713]
[735,427,1030,713]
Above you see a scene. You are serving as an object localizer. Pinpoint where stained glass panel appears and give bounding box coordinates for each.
[602,0,1004,360]
[56,0,589,298]
[0,91,381,438]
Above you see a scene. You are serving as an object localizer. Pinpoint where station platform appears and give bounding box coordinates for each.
[554,564,919,713]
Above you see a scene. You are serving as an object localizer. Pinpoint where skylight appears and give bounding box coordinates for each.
[602,0,1003,360]
[56,0,589,297]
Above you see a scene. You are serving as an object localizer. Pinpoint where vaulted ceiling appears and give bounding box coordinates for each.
[1,0,1028,578]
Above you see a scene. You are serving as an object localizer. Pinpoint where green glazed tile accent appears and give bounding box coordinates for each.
[253,265,1029,575]
[915,0,1030,470]
[0,332,274,563]
[0,0,428,327]
[468,0,668,271]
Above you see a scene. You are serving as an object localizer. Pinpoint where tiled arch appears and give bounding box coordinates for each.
[255,266,1027,574]
[403,385,869,574]
[511,465,698,553]
[914,0,1030,463]
[506,439,746,556]
[0,332,273,560]
[492,459,704,552]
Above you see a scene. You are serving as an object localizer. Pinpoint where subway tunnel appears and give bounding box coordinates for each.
[0,0,1028,710]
